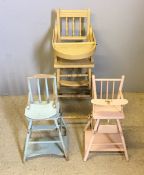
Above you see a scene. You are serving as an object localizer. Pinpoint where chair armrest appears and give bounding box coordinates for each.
[26,92,31,109]
[87,26,96,42]
[91,99,128,106]
[119,91,124,99]
[52,24,58,43]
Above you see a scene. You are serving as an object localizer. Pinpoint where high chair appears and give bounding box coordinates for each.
[52,9,96,97]
[23,74,68,161]
[84,75,129,161]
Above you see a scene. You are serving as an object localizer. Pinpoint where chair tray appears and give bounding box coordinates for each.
[53,42,96,60]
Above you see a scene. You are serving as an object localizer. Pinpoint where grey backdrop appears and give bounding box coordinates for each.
[0,0,144,95]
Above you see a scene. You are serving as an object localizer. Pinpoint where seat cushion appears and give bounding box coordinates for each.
[25,101,58,120]
[93,105,124,119]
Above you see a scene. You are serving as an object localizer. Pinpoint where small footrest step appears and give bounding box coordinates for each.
[32,125,57,131]
[60,80,89,87]
[26,136,68,159]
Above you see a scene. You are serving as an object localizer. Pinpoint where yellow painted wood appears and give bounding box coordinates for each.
[53,43,96,60]
[88,68,91,89]
[79,17,82,36]
[60,80,89,87]
[66,17,68,36]
[57,69,60,90]
[60,74,88,77]
[52,9,96,97]
[52,9,96,60]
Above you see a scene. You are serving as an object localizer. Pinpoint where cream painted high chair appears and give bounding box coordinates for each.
[23,74,68,161]
[52,9,96,97]
[84,75,129,161]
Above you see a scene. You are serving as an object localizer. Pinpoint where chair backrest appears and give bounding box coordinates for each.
[92,75,125,100]
[56,9,91,41]
[27,74,58,104]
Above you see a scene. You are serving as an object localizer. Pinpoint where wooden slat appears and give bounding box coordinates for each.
[88,68,91,89]
[118,75,125,92]
[106,81,108,99]
[60,80,89,87]
[96,79,121,82]
[87,9,90,35]
[63,116,88,119]
[57,69,60,90]
[72,17,75,36]
[28,79,33,102]
[65,17,68,36]
[112,81,115,99]
[92,75,97,99]
[79,17,82,36]
[59,10,89,17]
[54,63,94,68]
[117,76,125,99]
[60,74,88,77]
[29,74,55,79]
[58,94,90,98]
[100,81,102,99]
[57,9,60,39]
[45,78,49,102]
[55,39,95,44]
[37,78,41,102]
[53,77,58,96]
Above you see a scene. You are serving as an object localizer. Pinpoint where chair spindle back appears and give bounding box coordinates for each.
[56,9,90,40]
[27,74,57,104]
[92,75,125,100]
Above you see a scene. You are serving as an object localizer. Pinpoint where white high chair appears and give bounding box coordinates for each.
[23,74,68,161]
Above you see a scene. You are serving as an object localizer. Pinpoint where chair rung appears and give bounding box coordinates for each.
[29,140,61,144]
[60,80,89,87]
[93,143,123,146]
[58,94,90,98]
[60,74,88,77]
[32,125,57,131]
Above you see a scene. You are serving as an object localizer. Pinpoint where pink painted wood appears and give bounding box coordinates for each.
[84,75,129,161]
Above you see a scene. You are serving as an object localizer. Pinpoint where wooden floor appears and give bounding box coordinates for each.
[0,93,144,175]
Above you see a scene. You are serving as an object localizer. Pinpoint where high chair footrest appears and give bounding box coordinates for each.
[97,125,118,133]
[32,125,57,131]
[60,80,89,87]
[85,130,124,152]
[26,136,68,159]
[29,140,61,144]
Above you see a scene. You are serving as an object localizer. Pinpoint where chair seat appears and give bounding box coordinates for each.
[25,101,58,120]
[93,105,124,119]
[54,58,94,68]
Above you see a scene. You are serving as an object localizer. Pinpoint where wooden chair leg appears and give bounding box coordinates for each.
[84,119,91,131]
[84,119,100,161]
[88,68,92,89]
[57,69,60,90]
[55,119,68,160]
[23,120,32,162]
[117,120,129,160]
[84,115,92,130]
